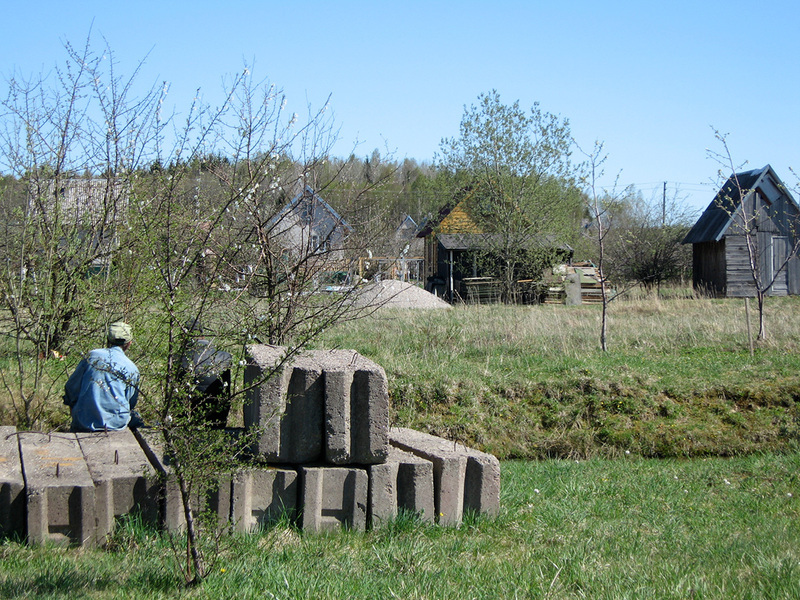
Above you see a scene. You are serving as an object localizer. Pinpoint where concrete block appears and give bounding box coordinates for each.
[244,345,389,465]
[323,351,389,465]
[244,345,324,463]
[368,446,435,528]
[19,432,96,546]
[565,273,582,305]
[0,427,25,539]
[231,466,298,532]
[393,447,435,522]
[300,466,367,532]
[133,429,232,532]
[463,453,502,517]
[368,460,398,527]
[76,430,160,544]
[389,428,466,525]
[389,427,501,523]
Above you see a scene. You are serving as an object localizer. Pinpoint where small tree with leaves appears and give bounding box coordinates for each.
[437,90,582,302]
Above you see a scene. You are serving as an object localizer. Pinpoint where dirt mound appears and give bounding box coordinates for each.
[352,280,451,310]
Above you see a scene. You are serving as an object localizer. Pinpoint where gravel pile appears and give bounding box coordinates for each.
[352,280,451,310]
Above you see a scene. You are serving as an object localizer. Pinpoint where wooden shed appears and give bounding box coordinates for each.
[682,165,800,297]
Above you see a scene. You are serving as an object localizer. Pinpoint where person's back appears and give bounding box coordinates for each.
[64,322,140,432]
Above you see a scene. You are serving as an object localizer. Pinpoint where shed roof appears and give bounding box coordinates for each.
[682,165,794,244]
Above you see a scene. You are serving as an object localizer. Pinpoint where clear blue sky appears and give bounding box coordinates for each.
[3,0,798,211]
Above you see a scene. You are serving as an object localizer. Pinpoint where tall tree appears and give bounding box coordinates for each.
[437,91,582,302]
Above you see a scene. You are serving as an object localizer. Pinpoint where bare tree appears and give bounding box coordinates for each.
[0,37,159,426]
[0,37,394,584]
[579,142,639,351]
[604,189,695,293]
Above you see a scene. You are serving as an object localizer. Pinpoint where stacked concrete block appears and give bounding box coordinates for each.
[243,346,389,465]
[368,445,435,527]
[76,430,160,544]
[389,427,501,523]
[132,429,232,532]
[299,466,368,532]
[322,352,389,465]
[19,432,96,546]
[231,466,298,532]
[244,346,323,463]
[0,347,501,541]
[0,427,25,538]
[367,459,399,526]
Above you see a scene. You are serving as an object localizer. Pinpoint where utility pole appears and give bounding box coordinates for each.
[662,181,667,226]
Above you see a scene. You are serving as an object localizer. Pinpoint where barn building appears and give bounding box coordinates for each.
[682,165,800,297]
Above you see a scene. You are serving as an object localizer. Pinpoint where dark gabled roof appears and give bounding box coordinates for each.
[267,185,352,233]
[417,201,456,238]
[682,165,793,244]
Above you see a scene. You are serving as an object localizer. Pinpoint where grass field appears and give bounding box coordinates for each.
[1,452,798,599]
[2,293,799,597]
[311,295,800,459]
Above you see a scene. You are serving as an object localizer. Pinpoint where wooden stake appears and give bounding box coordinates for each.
[745,298,754,356]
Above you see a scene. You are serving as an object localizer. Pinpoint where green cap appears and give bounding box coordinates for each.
[107,321,133,344]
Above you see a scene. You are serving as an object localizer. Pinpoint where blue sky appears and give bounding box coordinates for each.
[3,1,798,211]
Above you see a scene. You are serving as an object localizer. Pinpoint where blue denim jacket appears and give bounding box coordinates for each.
[64,346,140,431]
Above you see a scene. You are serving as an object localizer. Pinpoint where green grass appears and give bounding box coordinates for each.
[4,294,799,459]
[2,453,798,599]
[310,295,800,459]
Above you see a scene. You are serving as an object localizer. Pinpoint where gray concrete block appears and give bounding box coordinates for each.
[76,430,160,544]
[565,273,582,305]
[19,432,96,546]
[463,453,501,517]
[389,428,466,525]
[323,351,389,465]
[244,345,389,465]
[393,447,435,523]
[368,446,435,528]
[133,429,232,532]
[0,426,25,538]
[243,345,289,458]
[368,460,398,527]
[244,345,324,463]
[231,466,298,532]
[300,466,368,532]
[389,427,501,523]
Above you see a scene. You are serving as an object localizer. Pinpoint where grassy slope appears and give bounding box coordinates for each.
[312,295,800,459]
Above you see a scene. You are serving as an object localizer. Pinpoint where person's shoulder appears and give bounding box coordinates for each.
[86,347,109,360]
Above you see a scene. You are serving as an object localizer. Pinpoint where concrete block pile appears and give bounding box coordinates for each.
[239,344,500,532]
[0,345,500,545]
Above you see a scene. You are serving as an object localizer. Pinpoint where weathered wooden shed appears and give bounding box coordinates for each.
[682,165,800,297]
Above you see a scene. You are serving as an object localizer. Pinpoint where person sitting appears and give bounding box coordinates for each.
[180,320,233,429]
[64,321,142,432]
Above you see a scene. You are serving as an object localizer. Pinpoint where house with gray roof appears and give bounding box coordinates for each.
[268,185,353,260]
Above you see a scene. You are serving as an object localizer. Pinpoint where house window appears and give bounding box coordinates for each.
[311,234,329,254]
